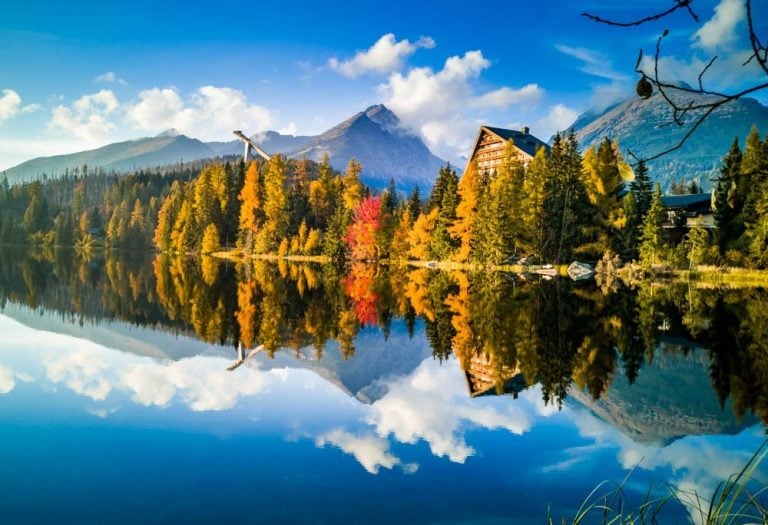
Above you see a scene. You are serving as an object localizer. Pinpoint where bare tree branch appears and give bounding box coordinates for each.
[581,0,699,27]
[582,0,766,164]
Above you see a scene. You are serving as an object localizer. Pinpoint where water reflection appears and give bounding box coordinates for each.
[2,247,767,427]
[1,247,766,523]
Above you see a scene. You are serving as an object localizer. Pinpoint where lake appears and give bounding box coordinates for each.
[0,248,765,524]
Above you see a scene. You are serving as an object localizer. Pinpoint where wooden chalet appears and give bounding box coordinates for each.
[465,125,549,173]
[661,193,715,229]
[456,350,528,399]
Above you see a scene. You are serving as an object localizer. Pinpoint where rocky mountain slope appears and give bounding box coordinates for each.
[571,89,768,190]
[2,130,216,184]
[3,105,446,191]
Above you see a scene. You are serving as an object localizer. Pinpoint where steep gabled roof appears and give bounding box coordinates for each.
[661,193,713,210]
[482,126,550,157]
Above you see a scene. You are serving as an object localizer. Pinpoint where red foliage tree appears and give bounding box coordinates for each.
[345,195,383,261]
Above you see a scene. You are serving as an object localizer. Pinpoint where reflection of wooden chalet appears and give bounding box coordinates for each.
[466,126,549,173]
[457,351,528,399]
[661,193,715,229]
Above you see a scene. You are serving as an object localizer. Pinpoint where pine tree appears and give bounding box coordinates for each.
[408,185,422,219]
[520,147,547,256]
[428,166,459,260]
[540,132,590,263]
[714,138,744,255]
[639,184,666,269]
[579,138,626,259]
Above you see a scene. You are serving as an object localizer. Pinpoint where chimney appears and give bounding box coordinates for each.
[521,126,529,135]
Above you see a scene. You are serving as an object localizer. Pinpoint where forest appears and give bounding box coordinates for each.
[2,126,768,271]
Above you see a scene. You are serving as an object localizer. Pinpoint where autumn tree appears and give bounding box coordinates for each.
[345,195,383,261]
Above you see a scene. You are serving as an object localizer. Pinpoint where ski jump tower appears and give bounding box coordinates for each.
[233,130,272,163]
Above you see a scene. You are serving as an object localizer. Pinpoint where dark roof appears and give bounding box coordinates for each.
[483,126,550,157]
[661,193,712,209]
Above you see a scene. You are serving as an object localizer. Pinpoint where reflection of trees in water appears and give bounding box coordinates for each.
[2,246,768,425]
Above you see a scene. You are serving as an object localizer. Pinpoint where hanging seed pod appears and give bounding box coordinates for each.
[636,77,653,99]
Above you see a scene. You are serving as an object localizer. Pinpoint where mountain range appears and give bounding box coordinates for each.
[2,105,446,191]
[5,94,767,191]
[571,88,768,190]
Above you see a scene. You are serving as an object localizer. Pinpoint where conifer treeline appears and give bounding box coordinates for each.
[154,131,646,265]
[3,126,768,269]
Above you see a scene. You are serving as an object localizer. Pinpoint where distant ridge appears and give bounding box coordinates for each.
[3,135,216,183]
[569,90,768,190]
[3,104,447,191]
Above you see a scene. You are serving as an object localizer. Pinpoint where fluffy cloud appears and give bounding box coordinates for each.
[48,89,120,140]
[95,71,127,85]
[124,86,273,140]
[0,89,41,123]
[379,50,544,161]
[329,33,435,77]
[693,0,745,50]
[316,429,403,474]
[535,103,579,138]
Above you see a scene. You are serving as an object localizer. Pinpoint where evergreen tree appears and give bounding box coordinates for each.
[714,138,744,255]
[540,132,590,263]
[428,166,459,260]
[408,185,422,219]
[639,184,666,269]
[520,147,547,257]
[579,138,626,259]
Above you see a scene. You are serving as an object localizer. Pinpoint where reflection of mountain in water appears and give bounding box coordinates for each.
[0,302,431,404]
[570,340,754,445]
[248,323,433,403]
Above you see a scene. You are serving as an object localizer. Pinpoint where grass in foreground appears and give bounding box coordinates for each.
[550,441,768,524]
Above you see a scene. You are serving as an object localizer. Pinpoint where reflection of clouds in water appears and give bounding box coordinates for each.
[43,348,267,411]
[568,408,763,507]
[0,364,17,393]
[118,358,264,411]
[368,358,534,463]
[45,347,113,401]
[316,429,411,474]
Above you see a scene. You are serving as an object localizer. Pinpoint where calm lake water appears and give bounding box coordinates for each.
[0,248,766,524]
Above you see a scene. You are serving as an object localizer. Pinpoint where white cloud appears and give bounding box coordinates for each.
[329,33,436,78]
[95,71,127,85]
[535,103,579,138]
[693,0,745,50]
[471,84,544,109]
[639,48,763,92]
[0,89,41,124]
[556,45,629,82]
[379,50,544,161]
[277,121,298,136]
[124,86,273,140]
[316,429,403,474]
[48,89,120,140]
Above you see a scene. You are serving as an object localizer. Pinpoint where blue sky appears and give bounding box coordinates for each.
[0,0,763,168]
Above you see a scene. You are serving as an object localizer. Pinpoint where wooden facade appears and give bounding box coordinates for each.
[465,125,549,174]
